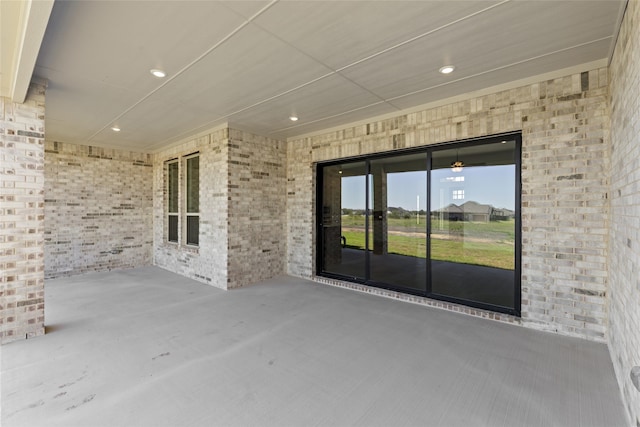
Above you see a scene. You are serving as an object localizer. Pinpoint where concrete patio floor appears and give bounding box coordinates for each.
[1,267,628,426]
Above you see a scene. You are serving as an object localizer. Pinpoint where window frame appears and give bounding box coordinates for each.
[184,153,200,247]
[164,153,200,247]
[166,159,179,244]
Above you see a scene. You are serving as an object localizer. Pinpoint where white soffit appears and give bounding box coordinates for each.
[30,0,627,152]
[0,0,53,102]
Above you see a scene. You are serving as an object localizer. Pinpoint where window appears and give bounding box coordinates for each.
[452,189,465,200]
[167,160,179,243]
[185,155,199,246]
[165,154,200,246]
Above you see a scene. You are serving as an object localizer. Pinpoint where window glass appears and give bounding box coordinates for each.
[430,141,516,309]
[168,216,179,243]
[186,216,199,246]
[320,161,367,280]
[369,153,427,292]
[186,156,199,213]
[167,161,179,243]
[186,155,199,246]
[168,162,179,213]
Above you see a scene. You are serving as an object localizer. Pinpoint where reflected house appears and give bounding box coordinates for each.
[492,207,515,221]
[461,201,492,222]
[433,203,465,221]
[432,201,514,222]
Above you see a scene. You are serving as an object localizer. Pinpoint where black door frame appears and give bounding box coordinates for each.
[315,132,522,316]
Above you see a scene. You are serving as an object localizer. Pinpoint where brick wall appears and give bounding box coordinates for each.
[227,129,286,289]
[44,142,153,278]
[153,127,287,290]
[0,82,46,344]
[287,66,610,342]
[153,129,229,289]
[609,0,640,424]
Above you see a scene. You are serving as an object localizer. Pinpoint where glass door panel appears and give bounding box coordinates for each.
[430,141,517,309]
[321,161,367,280]
[316,134,520,315]
[369,154,427,292]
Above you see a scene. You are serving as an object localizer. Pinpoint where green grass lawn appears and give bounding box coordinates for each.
[343,216,514,239]
[342,215,514,236]
[341,229,514,270]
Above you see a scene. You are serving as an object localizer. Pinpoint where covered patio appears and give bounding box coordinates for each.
[1,267,626,427]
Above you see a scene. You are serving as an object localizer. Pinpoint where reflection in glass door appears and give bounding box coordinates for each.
[317,134,520,315]
[369,154,427,292]
[430,142,517,309]
[320,161,367,280]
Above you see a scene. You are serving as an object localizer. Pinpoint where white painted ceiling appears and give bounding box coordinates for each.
[34,0,626,152]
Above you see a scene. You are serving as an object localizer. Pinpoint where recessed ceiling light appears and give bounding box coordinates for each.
[111,126,121,132]
[289,115,299,122]
[439,65,455,74]
[150,69,166,78]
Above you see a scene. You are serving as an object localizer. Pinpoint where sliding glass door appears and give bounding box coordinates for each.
[369,154,427,292]
[430,141,517,310]
[320,161,367,281]
[317,134,520,315]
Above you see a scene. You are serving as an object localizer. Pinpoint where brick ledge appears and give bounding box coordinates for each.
[312,275,521,326]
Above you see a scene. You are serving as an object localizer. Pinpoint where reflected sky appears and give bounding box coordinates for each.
[342,165,515,211]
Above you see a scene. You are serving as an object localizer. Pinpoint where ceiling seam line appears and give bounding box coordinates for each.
[268,101,387,135]
[225,0,513,120]
[216,72,336,118]
[148,0,513,147]
[150,70,337,148]
[331,72,402,112]
[385,35,614,103]
[269,36,612,136]
[84,0,279,143]
[190,0,514,141]
[334,0,512,74]
[248,21,395,107]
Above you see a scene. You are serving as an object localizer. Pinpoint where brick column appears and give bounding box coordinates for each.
[0,82,46,344]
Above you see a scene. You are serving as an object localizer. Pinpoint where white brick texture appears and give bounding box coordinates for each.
[44,142,153,278]
[287,66,611,342]
[609,0,640,424]
[153,127,286,290]
[0,82,46,344]
[227,129,287,288]
[153,130,229,289]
